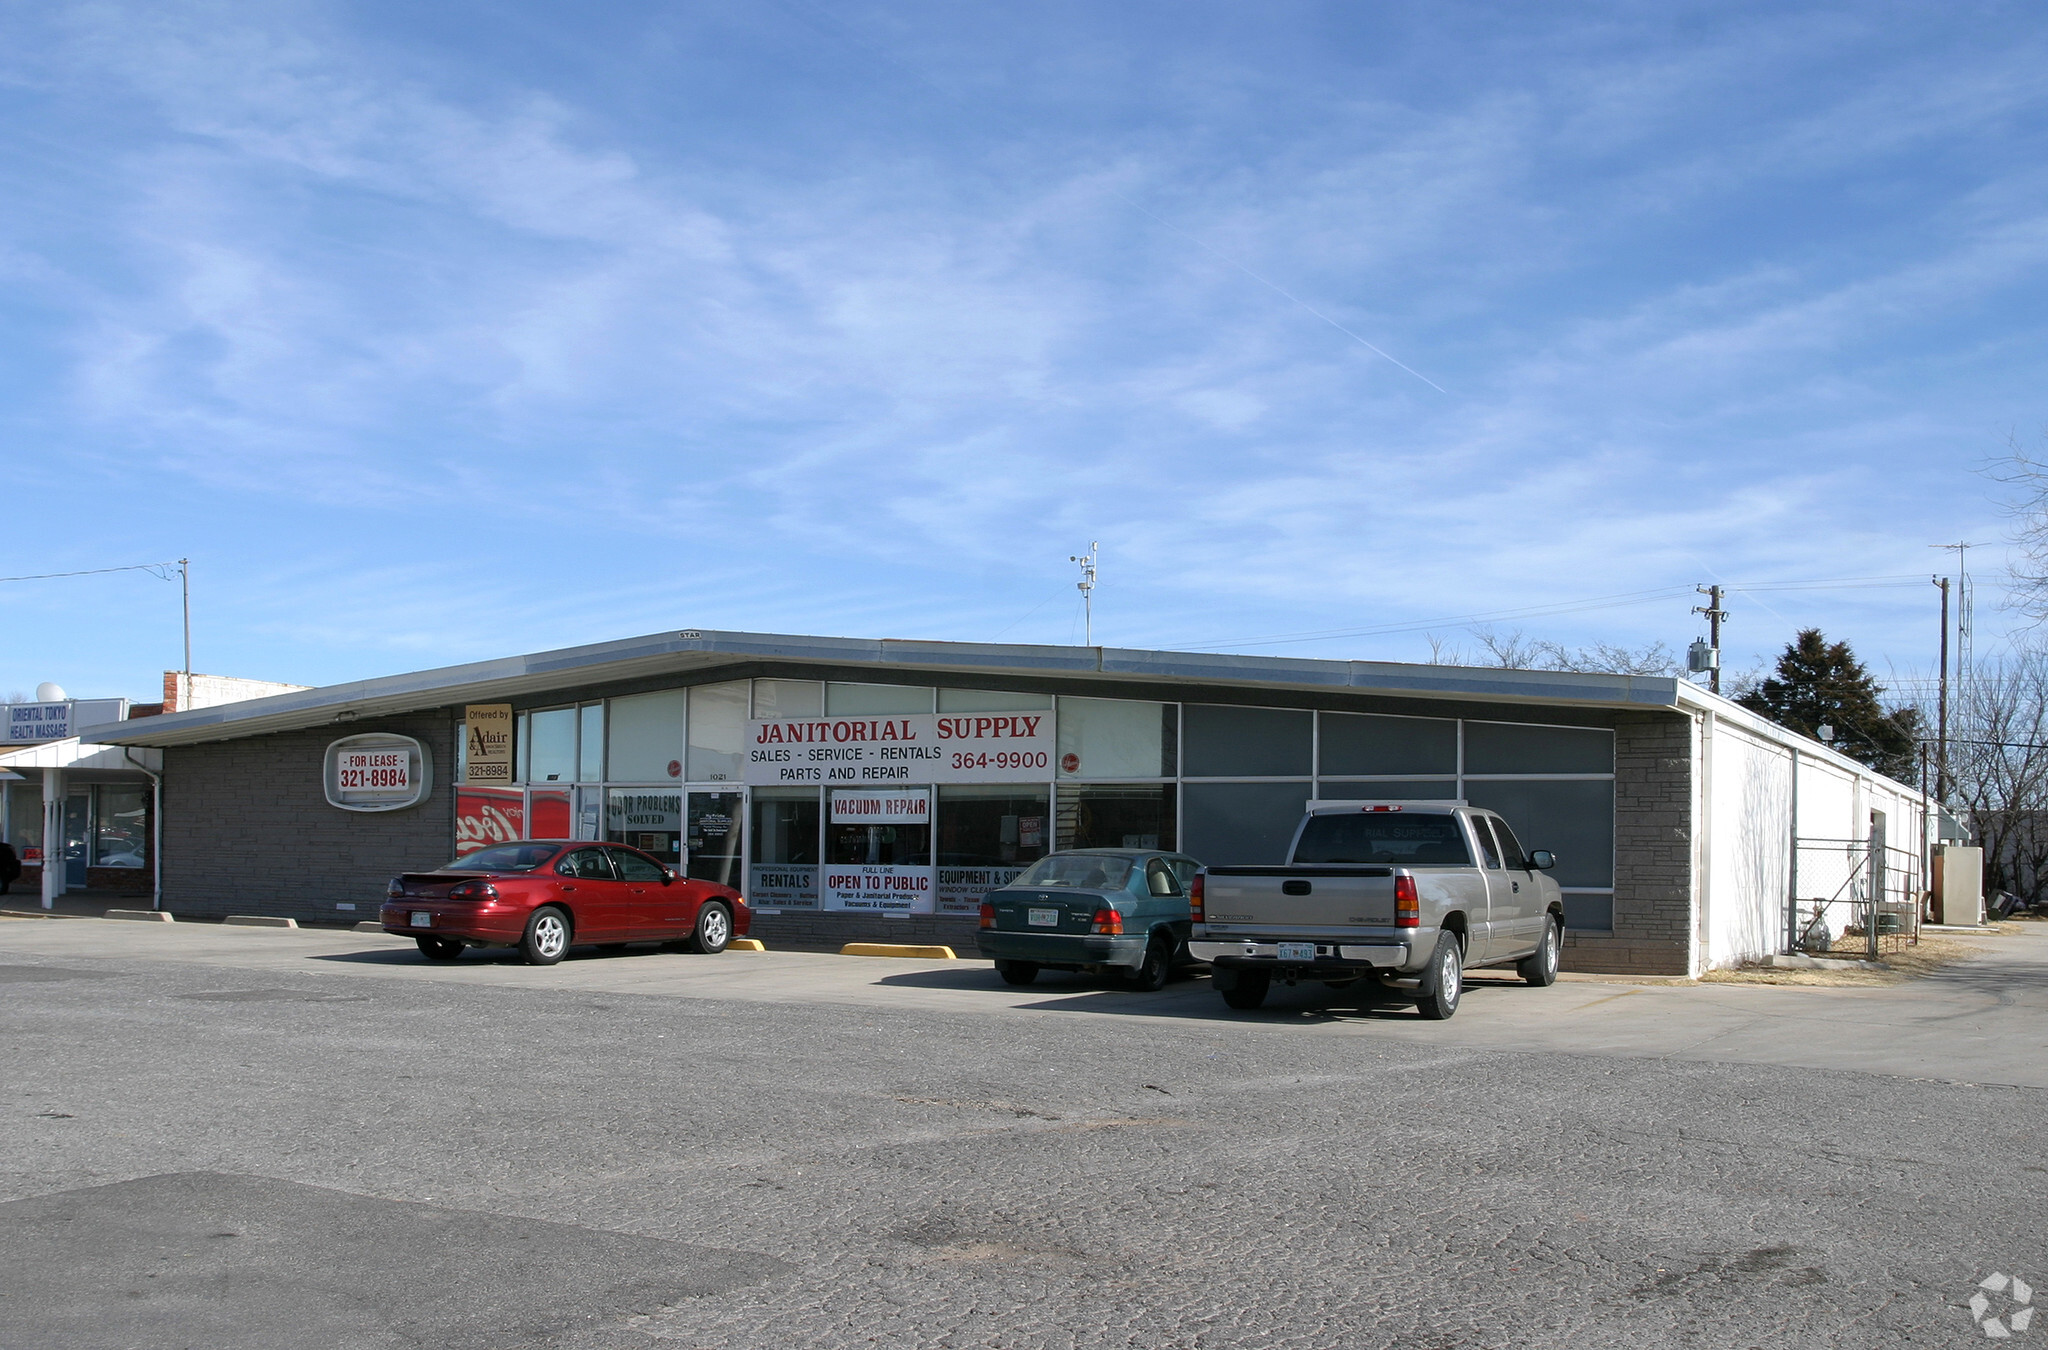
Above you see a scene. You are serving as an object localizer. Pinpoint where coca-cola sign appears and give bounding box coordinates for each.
[455,788,524,856]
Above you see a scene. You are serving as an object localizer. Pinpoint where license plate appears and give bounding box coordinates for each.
[1028,908,1059,928]
[1277,942,1316,962]
[410,911,432,928]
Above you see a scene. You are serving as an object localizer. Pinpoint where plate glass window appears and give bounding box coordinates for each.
[687,683,748,782]
[1056,698,1176,779]
[527,708,576,783]
[607,690,685,782]
[606,789,681,864]
[750,787,821,909]
[93,786,147,867]
[686,791,744,885]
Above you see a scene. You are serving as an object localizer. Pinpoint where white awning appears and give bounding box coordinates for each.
[0,738,161,773]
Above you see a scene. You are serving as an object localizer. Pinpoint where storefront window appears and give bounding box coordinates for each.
[528,708,576,783]
[937,688,1051,712]
[826,683,933,715]
[687,682,748,782]
[1056,698,1176,779]
[1182,705,1311,778]
[607,788,682,864]
[1317,711,1457,776]
[514,711,529,782]
[607,690,686,782]
[528,787,573,839]
[750,787,821,909]
[1056,784,1176,852]
[825,788,934,913]
[6,784,41,854]
[936,784,1049,915]
[1180,782,1310,866]
[753,679,824,718]
[92,787,147,867]
[686,790,744,886]
[578,704,604,781]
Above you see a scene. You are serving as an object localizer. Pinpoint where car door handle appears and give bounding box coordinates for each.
[559,884,578,892]
[1511,882,1520,893]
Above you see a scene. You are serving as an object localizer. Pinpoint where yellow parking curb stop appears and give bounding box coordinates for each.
[728,938,767,951]
[839,943,957,960]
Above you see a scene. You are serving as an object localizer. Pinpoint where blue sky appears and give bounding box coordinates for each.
[1,0,2042,705]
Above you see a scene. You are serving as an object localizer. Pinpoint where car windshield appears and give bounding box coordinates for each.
[1292,814,1471,866]
[444,844,559,872]
[1015,854,1134,890]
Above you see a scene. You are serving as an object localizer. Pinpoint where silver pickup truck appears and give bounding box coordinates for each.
[1189,801,1563,1018]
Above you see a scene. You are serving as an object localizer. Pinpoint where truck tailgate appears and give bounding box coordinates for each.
[1201,866,1396,929]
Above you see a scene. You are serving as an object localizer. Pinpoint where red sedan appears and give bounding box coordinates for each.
[380,840,750,965]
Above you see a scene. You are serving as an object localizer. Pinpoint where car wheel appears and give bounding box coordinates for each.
[415,936,463,962]
[1124,937,1172,992]
[994,959,1039,986]
[1417,933,1463,1020]
[521,906,571,966]
[1517,915,1561,987]
[687,901,732,954]
[1218,971,1270,1010]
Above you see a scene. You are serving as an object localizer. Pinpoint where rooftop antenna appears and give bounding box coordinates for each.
[1932,542,1976,686]
[1070,542,1099,646]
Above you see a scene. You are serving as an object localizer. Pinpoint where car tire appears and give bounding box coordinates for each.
[415,936,463,962]
[1124,937,1172,992]
[994,959,1039,986]
[1417,933,1463,1020]
[521,906,571,966]
[687,901,732,955]
[1219,971,1270,1010]
[1517,915,1561,987]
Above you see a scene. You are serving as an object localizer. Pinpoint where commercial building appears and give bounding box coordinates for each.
[83,629,1931,975]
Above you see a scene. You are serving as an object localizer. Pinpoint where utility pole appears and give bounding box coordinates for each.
[1070,543,1099,646]
[1933,575,1950,803]
[1692,585,1728,694]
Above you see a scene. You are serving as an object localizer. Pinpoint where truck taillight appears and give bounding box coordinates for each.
[979,902,995,929]
[1090,908,1124,935]
[1394,874,1419,928]
[1189,874,1204,921]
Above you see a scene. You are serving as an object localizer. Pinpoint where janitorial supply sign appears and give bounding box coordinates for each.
[746,713,1051,786]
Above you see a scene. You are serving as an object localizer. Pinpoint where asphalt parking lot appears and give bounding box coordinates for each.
[3,917,2044,1348]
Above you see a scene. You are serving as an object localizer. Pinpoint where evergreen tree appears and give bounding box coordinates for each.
[1736,629,1922,780]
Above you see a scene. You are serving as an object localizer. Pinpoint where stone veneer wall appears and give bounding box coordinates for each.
[160,713,456,924]
[1562,711,1697,976]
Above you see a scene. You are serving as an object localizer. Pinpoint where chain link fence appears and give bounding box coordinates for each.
[1790,837,1924,959]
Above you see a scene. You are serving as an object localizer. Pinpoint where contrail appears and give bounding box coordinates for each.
[1111,190,1449,395]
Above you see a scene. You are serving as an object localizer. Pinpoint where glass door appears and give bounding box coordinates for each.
[63,792,89,887]
[686,791,744,887]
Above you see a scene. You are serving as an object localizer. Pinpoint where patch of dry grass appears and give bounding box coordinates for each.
[1701,926,2013,987]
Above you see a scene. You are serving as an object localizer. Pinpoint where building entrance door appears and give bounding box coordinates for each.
[686,791,743,887]
[62,792,89,888]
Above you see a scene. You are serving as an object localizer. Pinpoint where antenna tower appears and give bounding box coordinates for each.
[1070,542,1099,646]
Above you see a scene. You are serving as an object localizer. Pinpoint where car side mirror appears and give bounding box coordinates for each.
[1529,850,1555,871]
[661,870,675,886]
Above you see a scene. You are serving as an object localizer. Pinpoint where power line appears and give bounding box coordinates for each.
[0,560,184,584]
[1172,574,1933,652]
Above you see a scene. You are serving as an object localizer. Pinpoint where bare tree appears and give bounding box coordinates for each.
[1425,627,1681,677]
[1987,427,2048,622]
[1935,648,2048,901]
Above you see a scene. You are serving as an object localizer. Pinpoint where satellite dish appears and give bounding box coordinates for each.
[34,682,66,702]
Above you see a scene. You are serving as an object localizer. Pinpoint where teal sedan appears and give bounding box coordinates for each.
[975,849,1204,991]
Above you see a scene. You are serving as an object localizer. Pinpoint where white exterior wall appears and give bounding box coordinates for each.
[1703,717,1794,968]
[1691,692,1931,971]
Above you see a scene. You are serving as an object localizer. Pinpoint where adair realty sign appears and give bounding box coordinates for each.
[744,713,1051,786]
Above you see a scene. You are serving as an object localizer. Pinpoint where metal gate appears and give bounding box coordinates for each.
[1789,836,1924,959]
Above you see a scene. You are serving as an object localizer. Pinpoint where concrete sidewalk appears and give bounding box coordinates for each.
[1,913,2039,1087]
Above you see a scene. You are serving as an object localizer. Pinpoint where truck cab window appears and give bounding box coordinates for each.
[1469,817,1502,869]
[1488,817,1530,869]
